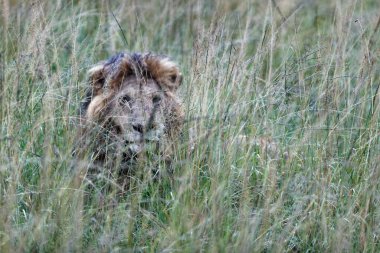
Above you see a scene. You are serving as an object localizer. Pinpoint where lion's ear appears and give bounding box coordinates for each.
[88,63,106,96]
[169,72,182,89]
[145,56,182,92]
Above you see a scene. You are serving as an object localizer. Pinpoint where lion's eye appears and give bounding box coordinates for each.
[120,95,131,106]
[152,95,161,104]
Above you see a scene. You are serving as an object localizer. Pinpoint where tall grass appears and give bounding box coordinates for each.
[1,0,379,252]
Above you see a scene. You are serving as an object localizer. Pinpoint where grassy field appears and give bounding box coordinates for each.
[1,0,380,252]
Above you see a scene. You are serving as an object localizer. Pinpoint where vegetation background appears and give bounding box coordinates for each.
[1,0,380,252]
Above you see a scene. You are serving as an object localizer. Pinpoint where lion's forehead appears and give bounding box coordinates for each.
[120,84,161,96]
[121,76,160,88]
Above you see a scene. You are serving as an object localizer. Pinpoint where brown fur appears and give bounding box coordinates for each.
[74,52,184,189]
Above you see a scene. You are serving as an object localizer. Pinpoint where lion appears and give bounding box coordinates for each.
[73,52,184,190]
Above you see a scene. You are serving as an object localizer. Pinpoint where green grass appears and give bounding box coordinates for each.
[1,0,380,252]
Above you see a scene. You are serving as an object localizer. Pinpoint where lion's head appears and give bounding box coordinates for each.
[76,52,183,177]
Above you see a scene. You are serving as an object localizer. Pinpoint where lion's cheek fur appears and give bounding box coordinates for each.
[163,94,184,138]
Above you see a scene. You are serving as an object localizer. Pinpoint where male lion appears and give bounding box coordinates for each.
[74,52,183,189]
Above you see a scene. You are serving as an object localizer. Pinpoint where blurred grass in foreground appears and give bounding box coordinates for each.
[1,0,380,252]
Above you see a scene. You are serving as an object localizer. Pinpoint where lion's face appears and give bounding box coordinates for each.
[78,53,183,168]
[103,77,167,156]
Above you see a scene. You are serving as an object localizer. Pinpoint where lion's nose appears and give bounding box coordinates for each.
[132,123,144,134]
